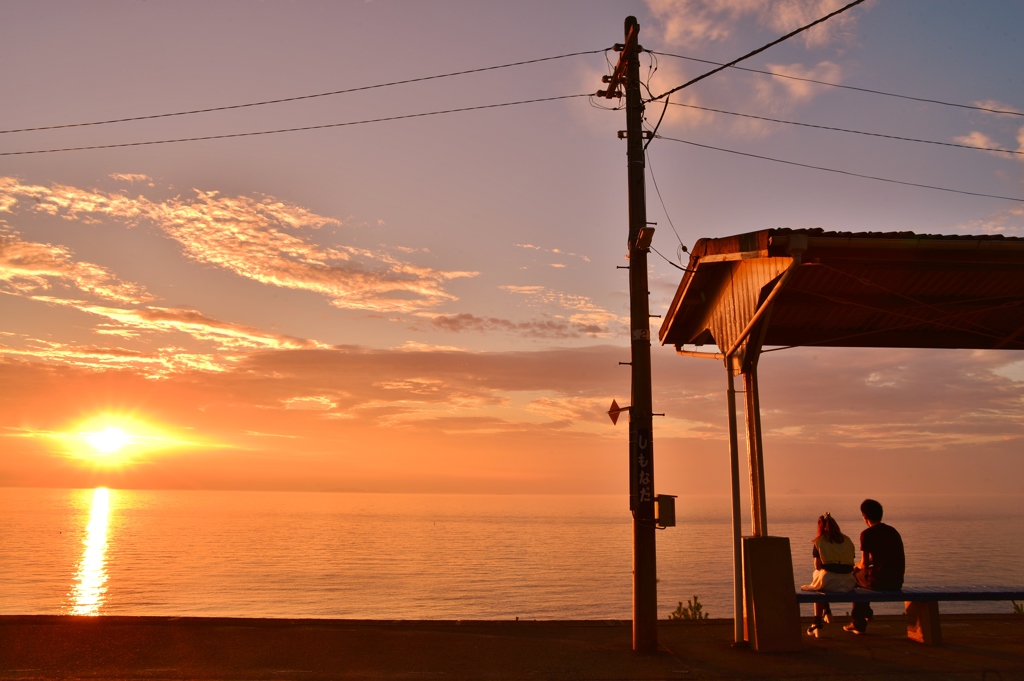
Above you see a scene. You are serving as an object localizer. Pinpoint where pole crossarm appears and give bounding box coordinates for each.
[599,24,638,99]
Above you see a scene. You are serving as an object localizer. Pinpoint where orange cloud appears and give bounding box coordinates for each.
[500,284,625,332]
[1,292,325,377]
[515,242,591,263]
[426,313,608,338]
[646,0,868,48]
[0,178,477,313]
[757,61,844,104]
[30,295,321,350]
[5,344,1024,495]
[0,339,225,376]
[109,173,154,185]
[0,231,152,304]
[1,343,1022,494]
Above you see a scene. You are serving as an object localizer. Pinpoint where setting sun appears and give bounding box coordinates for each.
[33,412,212,467]
[86,427,131,455]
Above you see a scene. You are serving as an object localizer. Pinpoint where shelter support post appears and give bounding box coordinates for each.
[725,365,746,645]
[743,367,768,537]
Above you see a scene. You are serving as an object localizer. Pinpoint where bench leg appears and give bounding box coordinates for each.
[905,601,941,645]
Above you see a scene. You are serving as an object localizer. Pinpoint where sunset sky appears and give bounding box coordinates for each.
[2,1,1022,497]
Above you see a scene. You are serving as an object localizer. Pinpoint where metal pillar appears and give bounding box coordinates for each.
[725,364,745,645]
[743,367,768,537]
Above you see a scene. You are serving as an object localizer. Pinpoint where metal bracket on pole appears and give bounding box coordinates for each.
[617,130,654,140]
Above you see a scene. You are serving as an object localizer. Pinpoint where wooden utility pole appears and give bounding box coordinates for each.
[600,15,658,653]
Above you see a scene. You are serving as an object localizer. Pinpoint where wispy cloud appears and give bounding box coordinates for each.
[1,343,1020,493]
[426,313,608,338]
[32,296,323,351]
[0,339,225,376]
[393,340,468,353]
[109,173,154,185]
[515,243,591,263]
[282,395,338,411]
[953,126,1024,161]
[972,100,1024,117]
[0,230,152,304]
[953,131,1001,151]
[500,284,625,330]
[953,205,1024,236]
[757,61,844,104]
[0,178,477,313]
[640,56,843,137]
[645,0,868,49]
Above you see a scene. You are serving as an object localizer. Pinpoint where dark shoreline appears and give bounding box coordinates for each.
[2,614,1021,680]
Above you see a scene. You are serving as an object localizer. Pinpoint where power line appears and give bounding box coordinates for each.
[646,0,866,104]
[0,94,590,156]
[644,149,688,255]
[0,49,607,135]
[650,50,1024,117]
[655,134,1024,202]
[650,246,693,272]
[667,101,1024,155]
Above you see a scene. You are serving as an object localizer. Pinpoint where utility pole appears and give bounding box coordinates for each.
[600,15,658,654]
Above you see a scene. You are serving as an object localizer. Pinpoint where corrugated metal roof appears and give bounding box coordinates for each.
[659,229,1024,352]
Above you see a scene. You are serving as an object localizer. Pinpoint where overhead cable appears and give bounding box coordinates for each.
[650,246,693,272]
[650,51,1024,117]
[0,95,590,156]
[667,101,1024,155]
[0,49,607,135]
[646,0,866,104]
[655,134,1024,202]
[643,0,865,144]
[644,149,688,255]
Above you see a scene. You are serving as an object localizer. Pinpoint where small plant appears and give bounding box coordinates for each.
[668,595,709,620]
[1013,601,1023,616]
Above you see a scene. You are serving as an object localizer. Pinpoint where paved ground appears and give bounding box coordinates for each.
[1,614,1021,680]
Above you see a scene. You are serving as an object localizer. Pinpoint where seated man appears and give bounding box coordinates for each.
[846,498,905,635]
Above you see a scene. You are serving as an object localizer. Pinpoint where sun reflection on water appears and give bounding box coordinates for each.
[70,488,111,615]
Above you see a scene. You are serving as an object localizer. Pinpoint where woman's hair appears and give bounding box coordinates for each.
[814,512,845,544]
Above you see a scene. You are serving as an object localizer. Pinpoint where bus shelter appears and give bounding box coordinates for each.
[657,228,1024,650]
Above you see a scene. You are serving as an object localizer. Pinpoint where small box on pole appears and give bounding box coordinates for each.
[655,494,676,528]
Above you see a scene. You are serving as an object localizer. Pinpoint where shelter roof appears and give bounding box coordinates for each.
[658,229,1024,353]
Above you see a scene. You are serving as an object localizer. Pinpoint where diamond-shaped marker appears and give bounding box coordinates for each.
[608,399,630,425]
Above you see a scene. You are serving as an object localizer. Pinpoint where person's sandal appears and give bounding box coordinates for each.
[806,623,822,637]
[843,622,864,635]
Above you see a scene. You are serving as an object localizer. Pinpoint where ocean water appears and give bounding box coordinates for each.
[0,488,1021,619]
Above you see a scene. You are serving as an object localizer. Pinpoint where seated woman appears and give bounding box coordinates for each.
[801,512,857,637]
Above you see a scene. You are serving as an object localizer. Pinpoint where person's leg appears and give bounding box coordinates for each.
[848,601,871,633]
[808,602,825,636]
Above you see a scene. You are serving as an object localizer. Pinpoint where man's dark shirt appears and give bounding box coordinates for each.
[860,523,905,590]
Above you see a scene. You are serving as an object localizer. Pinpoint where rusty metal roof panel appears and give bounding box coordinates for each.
[659,229,1024,351]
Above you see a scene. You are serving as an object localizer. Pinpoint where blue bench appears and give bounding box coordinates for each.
[795,586,1024,645]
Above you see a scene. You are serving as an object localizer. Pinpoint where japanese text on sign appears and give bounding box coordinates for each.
[631,428,654,511]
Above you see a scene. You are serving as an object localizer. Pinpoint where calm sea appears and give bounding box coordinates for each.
[1,489,1021,619]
